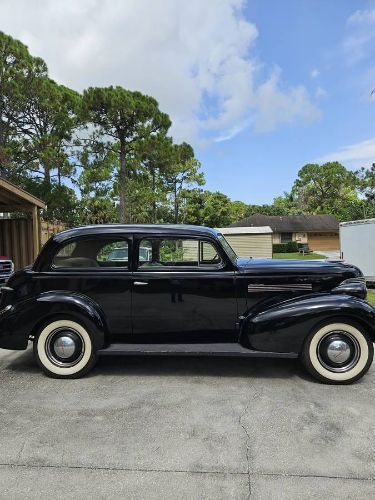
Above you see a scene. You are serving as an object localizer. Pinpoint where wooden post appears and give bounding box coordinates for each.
[32,205,39,260]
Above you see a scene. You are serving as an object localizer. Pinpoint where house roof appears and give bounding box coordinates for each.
[218,226,273,235]
[0,177,46,211]
[230,214,339,233]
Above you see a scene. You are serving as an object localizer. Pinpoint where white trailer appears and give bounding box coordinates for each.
[340,219,375,280]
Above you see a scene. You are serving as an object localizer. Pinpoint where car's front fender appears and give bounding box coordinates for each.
[242,293,375,354]
[0,291,107,350]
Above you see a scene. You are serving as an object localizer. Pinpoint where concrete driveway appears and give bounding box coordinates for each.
[318,250,341,260]
[1,347,375,500]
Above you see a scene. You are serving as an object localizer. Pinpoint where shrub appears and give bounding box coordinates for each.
[286,241,298,252]
[273,243,288,253]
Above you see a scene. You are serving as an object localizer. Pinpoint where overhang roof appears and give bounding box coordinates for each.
[0,177,46,211]
[219,226,273,235]
[230,214,339,233]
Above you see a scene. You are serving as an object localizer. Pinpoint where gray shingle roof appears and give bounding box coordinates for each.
[230,214,339,233]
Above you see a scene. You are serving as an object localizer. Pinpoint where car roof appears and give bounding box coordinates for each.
[52,224,220,242]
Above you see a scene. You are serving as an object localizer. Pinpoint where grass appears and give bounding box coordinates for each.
[273,252,326,260]
[367,290,375,306]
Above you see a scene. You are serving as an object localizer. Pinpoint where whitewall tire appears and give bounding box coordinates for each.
[301,321,373,384]
[34,319,97,378]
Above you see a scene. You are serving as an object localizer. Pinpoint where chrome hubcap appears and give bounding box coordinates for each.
[45,327,84,367]
[53,336,77,359]
[326,339,352,364]
[317,330,360,373]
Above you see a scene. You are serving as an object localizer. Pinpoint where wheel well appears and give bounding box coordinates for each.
[30,312,107,349]
[306,315,375,346]
[30,313,82,338]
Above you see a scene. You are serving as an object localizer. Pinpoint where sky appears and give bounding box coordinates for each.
[1,0,374,204]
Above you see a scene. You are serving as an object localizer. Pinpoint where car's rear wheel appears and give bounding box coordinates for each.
[301,321,373,384]
[34,319,97,378]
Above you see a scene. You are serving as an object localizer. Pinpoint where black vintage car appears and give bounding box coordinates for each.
[0,224,374,383]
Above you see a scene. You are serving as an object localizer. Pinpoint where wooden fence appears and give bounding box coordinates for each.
[0,219,34,271]
[0,218,68,270]
[41,220,68,245]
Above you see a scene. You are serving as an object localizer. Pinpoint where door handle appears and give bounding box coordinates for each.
[134,281,149,286]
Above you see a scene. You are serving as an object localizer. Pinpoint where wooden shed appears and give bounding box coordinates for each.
[0,177,46,270]
[219,226,273,259]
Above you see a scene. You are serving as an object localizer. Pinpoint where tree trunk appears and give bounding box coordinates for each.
[44,165,51,186]
[119,137,126,223]
[152,167,156,223]
[174,179,178,223]
[57,165,61,187]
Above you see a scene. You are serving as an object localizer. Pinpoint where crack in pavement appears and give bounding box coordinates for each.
[0,462,374,483]
[238,387,265,498]
[239,404,252,499]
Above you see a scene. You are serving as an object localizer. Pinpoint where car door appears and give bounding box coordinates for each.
[37,234,132,341]
[131,235,238,342]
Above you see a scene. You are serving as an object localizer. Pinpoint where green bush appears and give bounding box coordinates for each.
[286,241,298,252]
[273,243,288,253]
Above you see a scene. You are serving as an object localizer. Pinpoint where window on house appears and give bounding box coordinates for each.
[280,233,293,243]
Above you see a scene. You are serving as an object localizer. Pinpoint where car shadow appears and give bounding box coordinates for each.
[2,346,316,383]
[92,354,314,382]
[1,348,41,374]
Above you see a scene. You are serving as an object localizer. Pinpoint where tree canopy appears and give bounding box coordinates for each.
[83,86,171,222]
[1,30,374,228]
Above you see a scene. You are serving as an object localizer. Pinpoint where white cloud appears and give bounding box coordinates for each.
[0,0,319,145]
[317,137,375,168]
[310,68,320,79]
[344,7,375,64]
[315,86,328,98]
[348,8,375,25]
[254,68,321,132]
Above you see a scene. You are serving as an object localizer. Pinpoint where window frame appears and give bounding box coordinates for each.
[135,235,227,272]
[280,232,293,243]
[50,235,132,272]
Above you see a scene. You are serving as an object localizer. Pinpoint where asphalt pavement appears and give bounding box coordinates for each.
[1,346,375,499]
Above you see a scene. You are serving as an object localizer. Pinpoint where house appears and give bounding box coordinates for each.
[218,226,273,259]
[230,214,340,251]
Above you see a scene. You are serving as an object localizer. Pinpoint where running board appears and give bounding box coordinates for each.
[97,343,298,358]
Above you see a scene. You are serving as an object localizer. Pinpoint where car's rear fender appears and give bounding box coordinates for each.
[0,291,107,350]
[241,293,375,354]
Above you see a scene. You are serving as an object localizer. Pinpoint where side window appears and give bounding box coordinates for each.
[138,238,222,268]
[139,239,198,267]
[200,241,221,265]
[53,238,129,269]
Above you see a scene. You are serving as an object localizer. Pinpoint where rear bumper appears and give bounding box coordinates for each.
[0,274,12,287]
[0,306,28,350]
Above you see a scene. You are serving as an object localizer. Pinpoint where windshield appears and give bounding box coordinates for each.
[217,234,237,263]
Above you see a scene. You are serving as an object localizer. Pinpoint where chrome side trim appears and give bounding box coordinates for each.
[248,283,313,293]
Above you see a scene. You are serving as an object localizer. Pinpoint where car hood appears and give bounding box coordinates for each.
[236,257,363,279]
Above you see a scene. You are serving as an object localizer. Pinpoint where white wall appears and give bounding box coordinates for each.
[340,221,375,278]
[224,234,273,259]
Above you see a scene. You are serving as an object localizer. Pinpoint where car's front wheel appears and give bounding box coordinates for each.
[301,321,373,384]
[34,319,97,378]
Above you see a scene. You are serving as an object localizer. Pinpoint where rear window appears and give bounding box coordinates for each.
[53,238,129,269]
